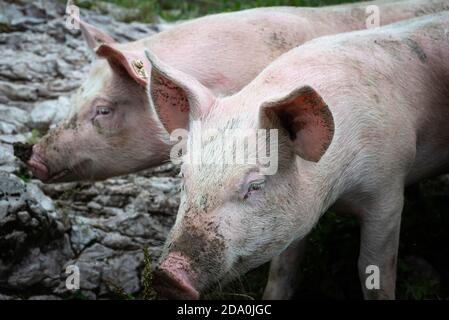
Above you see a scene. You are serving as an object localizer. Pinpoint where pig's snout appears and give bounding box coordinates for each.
[154,253,199,300]
[21,144,49,182]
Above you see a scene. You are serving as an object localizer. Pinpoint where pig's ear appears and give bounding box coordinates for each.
[96,44,150,87]
[144,50,215,134]
[77,17,116,51]
[261,86,334,162]
[66,0,114,50]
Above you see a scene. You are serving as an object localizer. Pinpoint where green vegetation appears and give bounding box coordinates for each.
[16,167,32,183]
[398,260,440,300]
[105,279,136,299]
[67,291,89,300]
[142,245,157,300]
[76,0,364,22]
[26,129,42,145]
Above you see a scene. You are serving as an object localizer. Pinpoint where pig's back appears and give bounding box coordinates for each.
[237,12,449,183]
[144,9,313,95]
[320,12,449,182]
[131,1,449,97]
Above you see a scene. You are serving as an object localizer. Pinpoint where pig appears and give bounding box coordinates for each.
[147,11,449,300]
[22,0,449,182]
[19,0,449,301]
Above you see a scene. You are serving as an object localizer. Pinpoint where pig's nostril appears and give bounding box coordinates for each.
[154,269,199,300]
[13,142,34,163]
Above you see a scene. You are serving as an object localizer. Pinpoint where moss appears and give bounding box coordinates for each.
[105,279,135,300]
[141,244,157,300]
[15,167,32,183]
[26,129,42,145]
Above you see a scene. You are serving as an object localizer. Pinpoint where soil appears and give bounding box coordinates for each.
[13,142,33,163]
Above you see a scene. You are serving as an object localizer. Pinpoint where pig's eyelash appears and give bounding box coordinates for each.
[95,106,112,116]
[242,179,266,200]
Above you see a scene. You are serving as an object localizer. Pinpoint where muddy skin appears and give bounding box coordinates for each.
[405,38,428,63]
[64,113,78,130]
[13,142,33,163]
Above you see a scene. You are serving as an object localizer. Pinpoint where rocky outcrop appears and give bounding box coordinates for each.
[0,0,175,299]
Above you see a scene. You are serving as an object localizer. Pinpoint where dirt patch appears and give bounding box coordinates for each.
[405,38,427,63]
[13,142,33,163]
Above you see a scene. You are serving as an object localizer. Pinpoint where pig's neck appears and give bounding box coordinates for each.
[290,150,352,236]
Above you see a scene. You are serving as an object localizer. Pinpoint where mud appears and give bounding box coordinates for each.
[13,142,33,163]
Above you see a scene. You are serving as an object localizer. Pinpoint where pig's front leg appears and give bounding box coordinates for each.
[357,188,404,300]
[263,237,307,300]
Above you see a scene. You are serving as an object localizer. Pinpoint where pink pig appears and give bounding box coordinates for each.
[146,12,449,300]
[23,0,449,182]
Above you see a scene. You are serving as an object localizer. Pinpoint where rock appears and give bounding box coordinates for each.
[0,104,29,134]
[29,96,70,129]
[0,200,8,220]
[62,243,115,292]
[100,251,143,296]
[0,172,70,291]
[86,201,102,211]
[27,183,55,211]
[0,170,26,196]
[0,294,14,300]
[0,3,23,32]
[70,216,103,253]
[0,0,175,300]
[0,81,39,104]
[17,210,30,223]
[28,295,62,300]
[102,232,139,250]
[0,133,28,144]
[6,235,73,289]
[0,143,17,173]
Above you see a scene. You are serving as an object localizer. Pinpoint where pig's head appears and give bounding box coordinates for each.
[26,21,174,182]
[145,54,335,299]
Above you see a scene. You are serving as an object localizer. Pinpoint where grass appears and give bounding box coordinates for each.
[398,260,440,300]
[16,167,32,183]
[67,291,89,300]
[141,245,157,300]
[14,129,41,182]
[76,0,365,22]
[26,129,42,145]
[105,279,136,300]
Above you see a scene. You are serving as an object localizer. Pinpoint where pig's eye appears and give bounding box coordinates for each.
[244,180,265,200]
[96,106,112,116]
